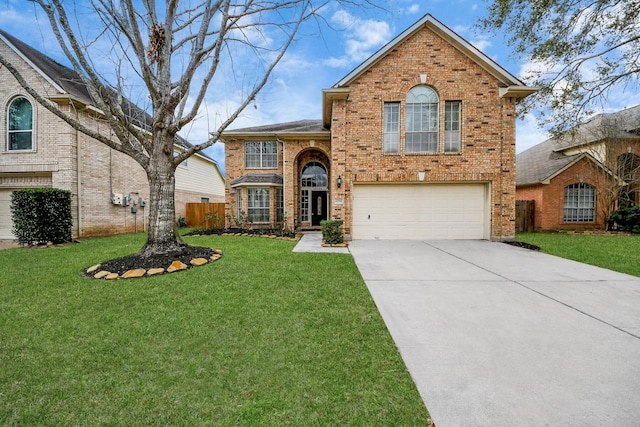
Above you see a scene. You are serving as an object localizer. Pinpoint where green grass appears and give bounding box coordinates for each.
[517,232,640,277]
[0,233,429,426]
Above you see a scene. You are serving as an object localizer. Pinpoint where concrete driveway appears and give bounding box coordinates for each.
[348,239,640,427]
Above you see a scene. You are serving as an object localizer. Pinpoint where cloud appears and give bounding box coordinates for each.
[516,113,550,153]
[406,4,420,15]
[323,10,392,67]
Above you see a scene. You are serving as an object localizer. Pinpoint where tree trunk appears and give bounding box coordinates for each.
[139,134,187,257]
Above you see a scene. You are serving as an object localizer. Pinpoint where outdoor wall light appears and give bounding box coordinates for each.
[337,175,342,188]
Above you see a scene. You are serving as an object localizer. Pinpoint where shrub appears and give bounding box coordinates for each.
[320,219,344,244]
[11,188,73,245]
[609,205,640,233]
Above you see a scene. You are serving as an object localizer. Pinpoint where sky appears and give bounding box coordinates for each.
[0,0,634,175]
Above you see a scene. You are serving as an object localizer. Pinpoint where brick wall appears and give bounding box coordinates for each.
[329,25,517,240]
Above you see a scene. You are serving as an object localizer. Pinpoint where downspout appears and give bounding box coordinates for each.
[72,101,82,237]
[277,135,286,228]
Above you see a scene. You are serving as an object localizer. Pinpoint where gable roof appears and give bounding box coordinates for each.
[334,14,529,89]
[516,106,640,186]
[323,14,537,127]
[0,29,219,166]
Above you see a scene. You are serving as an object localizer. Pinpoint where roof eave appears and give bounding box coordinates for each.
[222,130,330,141]
[322,88,351,128]
[499,85,540,100]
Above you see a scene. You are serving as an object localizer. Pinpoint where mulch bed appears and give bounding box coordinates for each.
[82,246,217,278]
[503,241,540,251]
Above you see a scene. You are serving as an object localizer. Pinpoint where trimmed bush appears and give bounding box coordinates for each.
[609,205,640,233]
[320,219,344,244]
[11,188,73,245]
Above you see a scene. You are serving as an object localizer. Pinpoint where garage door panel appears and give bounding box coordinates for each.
[352,184,487,240]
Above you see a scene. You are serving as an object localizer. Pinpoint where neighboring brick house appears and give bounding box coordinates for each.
[516,106,640,230]
[0,30,225,240]
[222,14,537,240]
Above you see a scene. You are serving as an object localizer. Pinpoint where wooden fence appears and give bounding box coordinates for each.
[515,200,535,232]
[186,203,225,229]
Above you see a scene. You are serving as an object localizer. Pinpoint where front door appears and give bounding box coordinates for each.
[311,191,327,226]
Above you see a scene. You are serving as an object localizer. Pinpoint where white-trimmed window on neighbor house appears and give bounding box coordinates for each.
[383,102,400,153]
[444,101,461,152]
[7,96,33,151]
[406,86,438,153]
[564,183,595,222]
[245,141,277,168]
[247,187,270,223]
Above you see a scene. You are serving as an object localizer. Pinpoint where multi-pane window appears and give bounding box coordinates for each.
[444,101,461,152]
[276,188,284,222]
[406,86,438,153]
[247,188,270,223]
[236,189,243,215]
[564,183,595,222]
[383,102,400,153]
[8,96,33,151]
[245,141,277,168]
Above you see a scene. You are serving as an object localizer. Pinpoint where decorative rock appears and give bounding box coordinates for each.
[147,268,165,276]
[167,260,188,272]
[190,258,208,266]
[122,268,146,278]
[86,264,101,274]
[213,248,223,255]
[105,273,119,280]
[94,270,110,279]
[210,254,221,261]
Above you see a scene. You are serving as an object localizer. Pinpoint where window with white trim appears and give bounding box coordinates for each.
[444,101,461,152]
[7,96,33,151]
[406,86,438,153]
[236,189,243,215]
[245,141,277,168]
[564,183,595,222]
[247,188,270,223]
[383,102,400,153]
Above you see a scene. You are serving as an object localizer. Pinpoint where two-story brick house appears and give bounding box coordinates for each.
[0,30,225,240]
[222,14,537,240]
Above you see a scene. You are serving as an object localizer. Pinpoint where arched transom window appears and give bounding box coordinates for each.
[301,161,328,188]
[7,96,33,151]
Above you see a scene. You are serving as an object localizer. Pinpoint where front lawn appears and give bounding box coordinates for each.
[0,233,429,426]
[516,232,640,277]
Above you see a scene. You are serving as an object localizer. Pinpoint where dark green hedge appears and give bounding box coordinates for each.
[609,205,640,233]
[11,188,73,245]
[320,219,344,244]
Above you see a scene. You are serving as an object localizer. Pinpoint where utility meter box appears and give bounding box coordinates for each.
[111,193,123,205]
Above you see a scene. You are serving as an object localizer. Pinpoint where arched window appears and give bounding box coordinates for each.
[301,161,328,188]
[406,86,438,152]
[7,96,33,151]
[564,183,595,222]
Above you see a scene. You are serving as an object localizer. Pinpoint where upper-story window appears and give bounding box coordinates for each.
[7,96,33,151]
[383,102,400,153]
[406,86,438,153]
[444,101,461,153]
[245,141,277,168]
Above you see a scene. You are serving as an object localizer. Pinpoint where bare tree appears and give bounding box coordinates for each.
[479,0,640,134]
[0,0,378,256]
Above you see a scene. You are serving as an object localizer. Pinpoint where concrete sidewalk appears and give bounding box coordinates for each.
[349,239,640,427]
[292,232,350,254]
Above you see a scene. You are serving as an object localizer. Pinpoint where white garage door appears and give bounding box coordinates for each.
[0,189,15,239]
[352,183,489,240]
